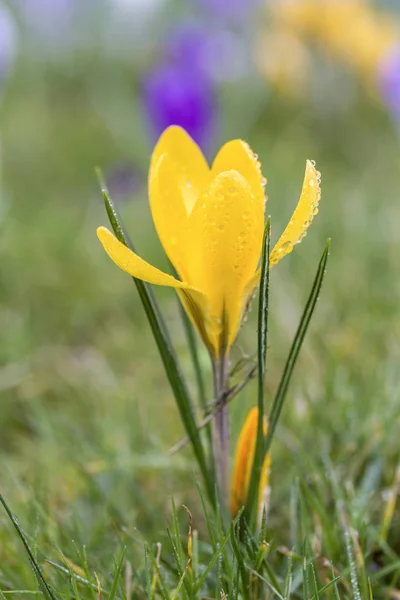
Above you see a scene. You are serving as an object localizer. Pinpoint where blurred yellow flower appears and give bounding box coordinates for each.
[97,126,320,357]
[257,28,311,96]
[270,0,396,80]
[230,407,270,518]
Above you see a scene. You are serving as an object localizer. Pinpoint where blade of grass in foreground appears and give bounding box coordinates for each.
[0,493,59,600]
[97,172,214,505]
[245,240,330,524]
[246,219,271,530]
[264,239,330,456]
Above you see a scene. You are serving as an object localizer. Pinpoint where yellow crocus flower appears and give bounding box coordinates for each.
[230,407,270,519]
[97,126,320,357]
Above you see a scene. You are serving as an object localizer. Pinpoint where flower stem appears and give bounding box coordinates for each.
[212,357,229,509]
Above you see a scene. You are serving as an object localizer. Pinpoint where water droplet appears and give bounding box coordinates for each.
[218,223,225,231]
[261,177,267,187]
[278,241,292,253]
[242,212,250,220]
[309,179,315,187]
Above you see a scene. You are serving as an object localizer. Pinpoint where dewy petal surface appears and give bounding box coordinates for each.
[149,125,210,215]
[270,160,321,265]
[187,170,264,351]
[97,226,211,348]
[149,154,191,280]
[211,139,266,209]
[98,226,193,289]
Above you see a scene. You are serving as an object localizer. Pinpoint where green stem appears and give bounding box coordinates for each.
[212,357,230,510]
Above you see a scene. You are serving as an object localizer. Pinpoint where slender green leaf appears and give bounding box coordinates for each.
[230,521,250,600]
[284,555,293,600]
[144,545,153,600]
[109,547,126,600]
[0,493,59,600]
[310,561,319,600]
[144,543,171,600]
[246,219,271,529]
[194,509,243,594]
[302,539,310,600]
[98,177,214,504]
[194,478,218,552]
[265,240,330,462]
[316,575,342,596]
[45,561,107,594]
[331,563,341,600]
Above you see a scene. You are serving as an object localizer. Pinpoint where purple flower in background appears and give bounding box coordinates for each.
[141,61,218,152]
[378,45,400,123]
[0,3,17,84]
[166,20,248,82]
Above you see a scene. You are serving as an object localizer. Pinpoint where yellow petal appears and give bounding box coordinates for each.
[97,226,212,349]
[212,139,266,209]
[187,170,264,352]
[270,160,321,266]
[97,226,188,288]
[149,125,210,215]
[230,407,270,518]
[148,154,191,281]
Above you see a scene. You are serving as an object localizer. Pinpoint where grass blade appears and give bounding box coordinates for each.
[246,219,271,529]
[264,239,330,458]
[108,547,126,600]
[193,509,243,594]
[0,493,59,600]
[98,176,214,504]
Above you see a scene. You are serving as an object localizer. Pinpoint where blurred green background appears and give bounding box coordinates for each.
[1,0,400,592]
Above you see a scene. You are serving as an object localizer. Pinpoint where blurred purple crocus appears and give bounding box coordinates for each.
[141,60,218,153]
[166,20,248,82]
[378,45,400,123]
[0,3,17,85]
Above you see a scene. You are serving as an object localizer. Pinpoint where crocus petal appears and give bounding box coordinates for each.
[187,170,264,352]
[97,226,212,348]
[270,160,321,266]
[98,225,192,289]
[149,154,191,281]
[149,125,210,215]
[211,139,266,208]
[230,407,270,518]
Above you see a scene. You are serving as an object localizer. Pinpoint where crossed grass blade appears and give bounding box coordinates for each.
[0,493,58,600]
[97,172,214,505]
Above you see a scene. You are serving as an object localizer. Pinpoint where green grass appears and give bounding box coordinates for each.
[1,49,400,598]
